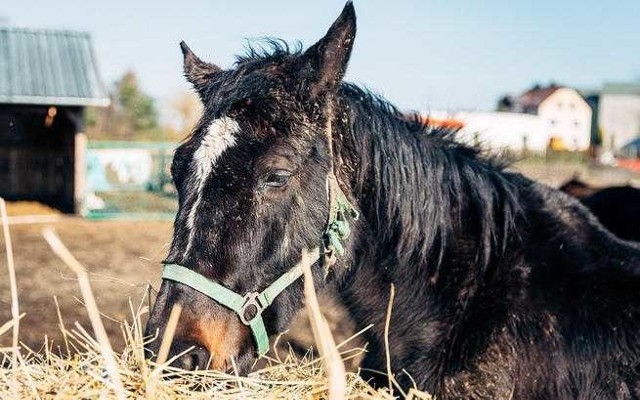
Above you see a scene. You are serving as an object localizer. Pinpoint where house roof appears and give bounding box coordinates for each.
[418,115,465,130]
[518,84,561,112]
[0,27,110,107]
[602,82,640,96]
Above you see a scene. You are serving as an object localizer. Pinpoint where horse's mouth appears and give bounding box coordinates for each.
[216,347,256,375]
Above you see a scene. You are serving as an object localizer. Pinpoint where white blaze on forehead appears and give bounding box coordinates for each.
[185,117,240,255]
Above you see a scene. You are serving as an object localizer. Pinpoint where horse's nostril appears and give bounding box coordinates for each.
[174,346,211,371]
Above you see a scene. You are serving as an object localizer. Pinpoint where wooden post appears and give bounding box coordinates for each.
[74,132,87,214]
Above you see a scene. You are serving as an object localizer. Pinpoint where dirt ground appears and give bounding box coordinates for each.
[510,160,640,188]
[1,162,639,354]
[0,219,172,351]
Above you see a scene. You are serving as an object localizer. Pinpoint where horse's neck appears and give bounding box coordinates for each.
[335,97,520,278]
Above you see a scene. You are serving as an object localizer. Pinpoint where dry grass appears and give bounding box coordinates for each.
[0,199,432,399]
[1,298,398,399]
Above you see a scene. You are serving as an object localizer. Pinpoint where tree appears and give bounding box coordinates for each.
[116,71,159,134]
[84,70,163,141]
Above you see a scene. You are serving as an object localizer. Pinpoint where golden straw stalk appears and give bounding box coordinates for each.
[42,228,127,400]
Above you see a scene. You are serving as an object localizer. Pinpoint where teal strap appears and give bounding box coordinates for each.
[162,264,245,312]
[257,262,305,306]
[162,264,271,355]
[161,248,321,356]
[324,179,359,258]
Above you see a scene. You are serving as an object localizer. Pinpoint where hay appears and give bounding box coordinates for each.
[4,201,61,217]
[0,298,414,399]
[0,198,433,399]
[0,302,400,399]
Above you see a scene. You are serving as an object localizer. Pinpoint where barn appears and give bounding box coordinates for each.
[0,27,109,213]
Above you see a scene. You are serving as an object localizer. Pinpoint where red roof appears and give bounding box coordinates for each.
[518,84,562,112]
[617,158,640,174]
[418,116,465,130]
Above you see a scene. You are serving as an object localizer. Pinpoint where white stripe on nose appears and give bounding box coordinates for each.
[185,117,240,255]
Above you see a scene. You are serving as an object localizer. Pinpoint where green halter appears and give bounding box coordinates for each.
[162,247,320,355]
[161,177,358,356]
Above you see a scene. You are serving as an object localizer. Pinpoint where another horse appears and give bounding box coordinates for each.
[146,3,640,398]
[560,178,640,242]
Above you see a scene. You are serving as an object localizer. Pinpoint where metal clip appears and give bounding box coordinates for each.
[239,292,264,325]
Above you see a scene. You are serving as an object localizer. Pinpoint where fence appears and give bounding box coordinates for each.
[84,141,178,219]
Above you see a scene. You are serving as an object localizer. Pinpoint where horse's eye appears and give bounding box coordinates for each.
[265,169,292,188]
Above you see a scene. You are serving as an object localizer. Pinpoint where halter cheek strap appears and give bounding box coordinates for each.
[162,247,322,355]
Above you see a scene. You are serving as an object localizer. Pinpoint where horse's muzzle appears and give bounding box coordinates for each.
[145,307,253,373]
[152,339,212,371]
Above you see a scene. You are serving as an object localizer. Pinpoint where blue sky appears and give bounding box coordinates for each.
[4,0,640,116]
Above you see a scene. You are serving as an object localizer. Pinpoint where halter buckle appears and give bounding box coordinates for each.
[239,292,264,325]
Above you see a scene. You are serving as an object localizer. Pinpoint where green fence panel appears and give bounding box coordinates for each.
[85,141,178,220]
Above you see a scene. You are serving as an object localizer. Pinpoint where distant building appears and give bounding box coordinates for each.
[598,82,640,152]
[0,27,109,212]
[498,84,592,151]
[455,111,547,153]
[620,138,640,159]
[425,110,547,154]
[580,89,601,154]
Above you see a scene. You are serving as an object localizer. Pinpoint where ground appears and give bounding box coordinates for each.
[1,161,639,354]
[0,219,172,351]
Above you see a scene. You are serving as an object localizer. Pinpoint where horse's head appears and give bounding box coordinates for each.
[145,3,358,372]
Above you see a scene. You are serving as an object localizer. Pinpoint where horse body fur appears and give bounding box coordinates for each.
[560,178,640,243]
[332,84,640,398]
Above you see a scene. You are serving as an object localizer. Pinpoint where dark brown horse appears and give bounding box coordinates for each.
[145,3,640,398]
[560,178,640,242]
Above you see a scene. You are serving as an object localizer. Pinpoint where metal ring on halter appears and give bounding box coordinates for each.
[238,292,265,326]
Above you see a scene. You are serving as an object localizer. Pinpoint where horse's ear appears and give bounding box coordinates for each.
[299,1,356,96]
[180,41,221,97]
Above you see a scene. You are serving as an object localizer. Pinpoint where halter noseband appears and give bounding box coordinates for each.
[162,247,318,356]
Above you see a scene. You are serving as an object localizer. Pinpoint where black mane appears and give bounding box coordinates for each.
[337,83,521,275]
[205,38,523,275]
[235,38,303,65]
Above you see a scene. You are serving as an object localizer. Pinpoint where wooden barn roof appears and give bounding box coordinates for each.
[0,27,109,107]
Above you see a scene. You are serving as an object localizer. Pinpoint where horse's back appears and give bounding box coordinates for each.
[581,186,640,242]
[506,183,640,398]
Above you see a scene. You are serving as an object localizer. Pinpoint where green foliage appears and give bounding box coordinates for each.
[116,71,159,134]
[85,70,166,141]
[84,106,99,128]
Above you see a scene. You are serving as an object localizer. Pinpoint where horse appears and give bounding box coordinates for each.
[558,177,599,198]
[145,3,640,398]
[560,178,640,242]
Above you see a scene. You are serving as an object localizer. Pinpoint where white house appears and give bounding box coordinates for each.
[453,111,547,153]
[598,82,640,152]
[536,88,592,151]
[499,84,592,151]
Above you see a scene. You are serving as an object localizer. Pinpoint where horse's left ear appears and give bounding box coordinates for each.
[299,1,356,96]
